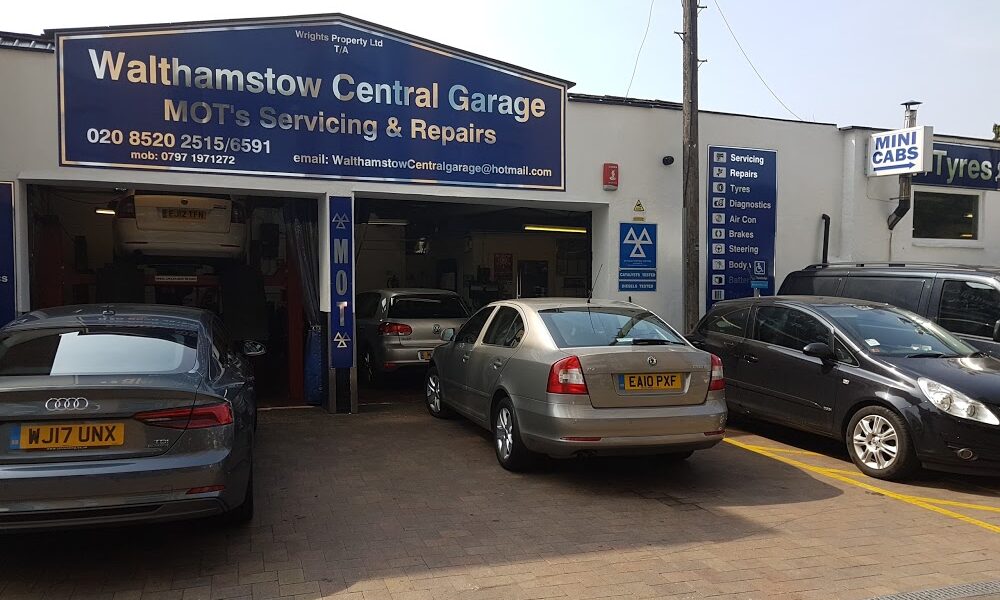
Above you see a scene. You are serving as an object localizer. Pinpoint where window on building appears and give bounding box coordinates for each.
[913,191,980,240]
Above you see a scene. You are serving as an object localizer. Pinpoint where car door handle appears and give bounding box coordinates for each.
[491,358,504,370]
[723,341,739,349]
[743,353,759,363]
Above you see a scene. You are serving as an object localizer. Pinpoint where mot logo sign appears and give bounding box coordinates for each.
[329,196,354,368]
[867,126,933,176]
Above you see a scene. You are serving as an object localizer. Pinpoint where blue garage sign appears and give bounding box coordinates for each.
[0,183,14,326]
[56,16,566,190]
[329,196,354,369]
[913,142,1000,191]
[618,223,657,292]
[706,146,777,310]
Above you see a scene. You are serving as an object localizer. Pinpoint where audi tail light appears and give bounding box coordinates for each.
[709,354,725,391]
[547,356,588,395]
[135,403,233,429]
[378,322,413,336]
[117,197,136,219]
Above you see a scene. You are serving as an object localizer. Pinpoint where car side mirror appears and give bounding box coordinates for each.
[993,320,1000,343]
[441,328,455,342]
[802,342,834,360]
[242,340,266,357]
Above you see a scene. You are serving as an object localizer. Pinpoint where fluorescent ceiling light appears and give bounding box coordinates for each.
[960,233,974,238]
[523,224,587,234]
[965,213,975,218]
[94,208,116,216]
[366,218,408,226]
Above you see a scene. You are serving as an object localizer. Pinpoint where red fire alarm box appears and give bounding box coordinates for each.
[603,163,619,190]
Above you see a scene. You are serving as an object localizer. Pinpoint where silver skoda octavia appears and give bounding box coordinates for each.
[426,299,727,470]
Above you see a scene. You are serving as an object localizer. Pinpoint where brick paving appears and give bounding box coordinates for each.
[1,393,999,600]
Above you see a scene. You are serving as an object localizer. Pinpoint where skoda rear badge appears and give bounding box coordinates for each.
[647,356,657,366]
[432,324,442,334]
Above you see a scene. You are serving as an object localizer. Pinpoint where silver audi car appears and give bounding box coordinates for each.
[426,299,727,470]
[0,304,260,530]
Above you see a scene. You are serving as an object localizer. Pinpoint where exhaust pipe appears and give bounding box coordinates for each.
[956,448,976,461]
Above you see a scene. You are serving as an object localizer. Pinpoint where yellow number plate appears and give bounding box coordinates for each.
[160,208,207,220]
[17,423,125,450]
[621,373,683,391]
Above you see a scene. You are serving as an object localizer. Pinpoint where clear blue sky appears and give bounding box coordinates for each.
[8,0,999,138]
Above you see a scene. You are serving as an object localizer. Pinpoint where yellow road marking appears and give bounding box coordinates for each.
[724,438,1000,534]
[736,443,822,457]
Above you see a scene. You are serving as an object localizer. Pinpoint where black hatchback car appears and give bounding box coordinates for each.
[689,296,1000,480]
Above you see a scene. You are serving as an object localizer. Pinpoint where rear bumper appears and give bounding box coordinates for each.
[515,392,727,458]
[0,448,246,531]
[118,240,244,258]
[115,221,245,258]
[378,345,436,370]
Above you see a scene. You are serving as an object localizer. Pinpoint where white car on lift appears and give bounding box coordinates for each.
[114,193,247,259]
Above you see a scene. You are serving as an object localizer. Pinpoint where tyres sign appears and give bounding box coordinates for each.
[706,146,777,310]
[56,17,566,190]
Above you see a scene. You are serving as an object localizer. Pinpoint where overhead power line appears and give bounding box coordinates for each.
[713,0,803,121]
[625,0,656,98]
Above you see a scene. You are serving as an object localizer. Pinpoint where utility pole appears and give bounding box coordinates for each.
[681,0,701,332]
[887,100,920,230]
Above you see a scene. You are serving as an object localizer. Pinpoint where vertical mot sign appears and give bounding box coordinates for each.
[0,183,15,325]
[706,146,777,310]
[329,196,354,368]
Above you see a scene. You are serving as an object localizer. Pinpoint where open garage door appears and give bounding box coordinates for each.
[353,196,592,404]
[25,184,320,407]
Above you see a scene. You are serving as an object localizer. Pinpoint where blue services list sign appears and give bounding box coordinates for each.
[56,18,565,190]
[706,146,777,310]
[329,196,355,369]
[618,223,657,292]
[0,183,14,326]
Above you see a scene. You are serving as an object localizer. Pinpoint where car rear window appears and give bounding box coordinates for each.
[539,306,685,348]
[0,327,199,376]
[779,274,843,296]
[388,295,469,319]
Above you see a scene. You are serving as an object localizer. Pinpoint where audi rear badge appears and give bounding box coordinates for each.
[45,397,90,411]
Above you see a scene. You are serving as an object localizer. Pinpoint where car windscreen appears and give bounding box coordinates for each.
[388,295,469,319]
[817,305,975,358]
[539,306,686,348]
[0,326,200,376]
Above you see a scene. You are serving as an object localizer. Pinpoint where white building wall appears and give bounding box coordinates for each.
[4,40,998,331]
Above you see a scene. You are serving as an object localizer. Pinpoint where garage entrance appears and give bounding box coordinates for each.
[25,184,322,407]
[353,196,592,403]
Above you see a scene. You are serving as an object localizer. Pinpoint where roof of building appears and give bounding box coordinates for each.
[0,31,54,52]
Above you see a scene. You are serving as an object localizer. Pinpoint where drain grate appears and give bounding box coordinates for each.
[870,580,1000,600]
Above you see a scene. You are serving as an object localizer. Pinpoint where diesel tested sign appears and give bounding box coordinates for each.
[56,17,566,189]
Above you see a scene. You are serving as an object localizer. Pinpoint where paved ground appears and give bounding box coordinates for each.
[2,386,1000,600]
